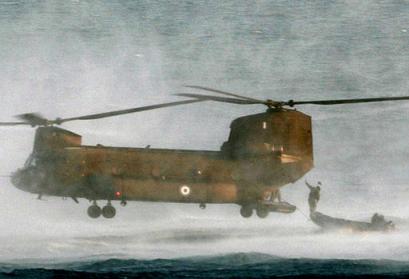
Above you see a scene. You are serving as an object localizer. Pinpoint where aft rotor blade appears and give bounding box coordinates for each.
[56,99,205,124]
[176,93,262,105]
[286,96,409,106]
[185,85,265,103]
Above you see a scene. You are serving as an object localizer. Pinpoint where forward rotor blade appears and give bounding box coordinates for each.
[16,113,49,126]
[176,93,262,105]
[56,99,205,124]
[0,122,31,126]
[286,96,409,106]
[185,85,265,103]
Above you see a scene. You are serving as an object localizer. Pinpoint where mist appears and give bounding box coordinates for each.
[1,0,409,263]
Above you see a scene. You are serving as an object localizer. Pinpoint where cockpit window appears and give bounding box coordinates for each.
[24,154,38,168]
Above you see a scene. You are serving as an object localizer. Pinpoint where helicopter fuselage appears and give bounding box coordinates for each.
[5,86,409,219]
[11,109,314,217]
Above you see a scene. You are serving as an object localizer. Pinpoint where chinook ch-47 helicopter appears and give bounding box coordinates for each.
[2,86,409,219]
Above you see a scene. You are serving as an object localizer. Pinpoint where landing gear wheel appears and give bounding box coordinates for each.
[256,205,269,218]
[240,205,253,218]
[102,205,116,219]
[87,204,102,218]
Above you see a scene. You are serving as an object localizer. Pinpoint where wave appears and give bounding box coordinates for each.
[2,253,409,278]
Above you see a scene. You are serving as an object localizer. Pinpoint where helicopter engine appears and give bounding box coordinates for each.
[222,109,313,189]
[220,109,313,217]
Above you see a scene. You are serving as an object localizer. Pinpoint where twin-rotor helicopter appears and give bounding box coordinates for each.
[2,86,409,219]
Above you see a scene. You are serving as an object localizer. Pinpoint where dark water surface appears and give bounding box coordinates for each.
[2,253,409,278]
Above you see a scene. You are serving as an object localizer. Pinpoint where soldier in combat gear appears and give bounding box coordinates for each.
[305,180,321,213]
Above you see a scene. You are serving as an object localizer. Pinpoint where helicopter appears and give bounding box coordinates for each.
[2,86,409,219]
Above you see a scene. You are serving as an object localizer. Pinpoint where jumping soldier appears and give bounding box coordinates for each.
[305,180,321,213]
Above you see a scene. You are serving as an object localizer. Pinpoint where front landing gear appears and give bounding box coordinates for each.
[102,202,116,219]
[87,201,116,219]
[87,202,102,219]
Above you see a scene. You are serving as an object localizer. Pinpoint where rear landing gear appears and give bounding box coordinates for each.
[240,205,253,218]
[256,204,269,218]
[239,200,297,218]
[239,203,270,218]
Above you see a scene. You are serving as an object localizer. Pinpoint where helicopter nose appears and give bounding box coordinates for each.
[11,168,43,193]
[11,169,25,191]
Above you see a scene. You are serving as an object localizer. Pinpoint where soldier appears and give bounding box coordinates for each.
[305,180,321,213]
[371,213,382,224]
[371,213,395,231]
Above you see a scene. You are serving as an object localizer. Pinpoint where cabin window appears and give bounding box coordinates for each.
[270,144,284,152]
[262,121,267,129]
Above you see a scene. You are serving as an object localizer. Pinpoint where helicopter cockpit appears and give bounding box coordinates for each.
[24,153,38,168]
[11,156,44,194]
[11,127,80,195]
